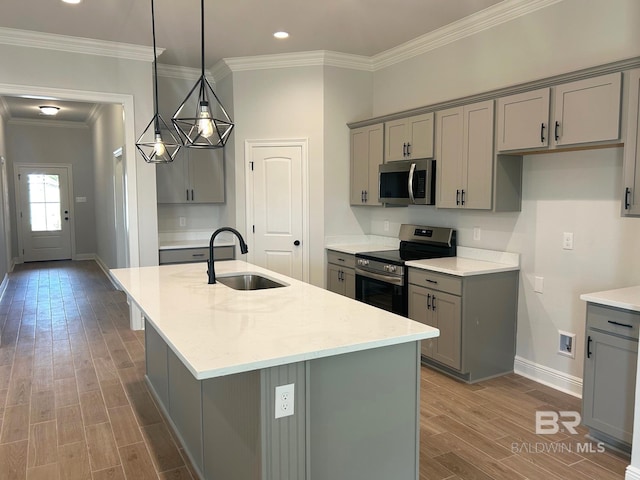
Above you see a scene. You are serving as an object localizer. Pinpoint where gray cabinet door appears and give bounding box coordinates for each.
[462,100,494,210]
[189,148,225,203]
[327,264,345,296]
[623,68,640,216]
[430,290,462,370]
[343,269,356,299]
[583,329,637,445]
[408,284,435,357]
[496,88,550,151]
[435,107,464,209]
[156,151,189,203]
[350,124,383,205]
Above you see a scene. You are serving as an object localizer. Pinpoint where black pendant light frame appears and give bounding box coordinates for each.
[172,0,234,149]
[135,0,181,163]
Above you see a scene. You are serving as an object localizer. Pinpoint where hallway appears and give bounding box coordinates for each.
[0,260,196,479]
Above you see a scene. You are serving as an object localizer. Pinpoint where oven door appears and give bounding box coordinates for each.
[355,269,408,317]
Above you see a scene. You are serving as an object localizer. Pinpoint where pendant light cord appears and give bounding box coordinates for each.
[151,0,160,132]
[201,0,205,78]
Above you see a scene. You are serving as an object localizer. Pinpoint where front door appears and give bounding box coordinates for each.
[247,142,305,280]
[16,165,73,262]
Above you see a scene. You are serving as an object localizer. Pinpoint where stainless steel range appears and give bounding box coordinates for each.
[355,225,456,316]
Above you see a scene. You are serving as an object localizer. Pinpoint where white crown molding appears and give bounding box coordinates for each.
[222,50,372,74]
[372,0,564,70]
[8,117,89,129]
[210,61,232,83]
[0,27,162,63]
[156,64,211,81]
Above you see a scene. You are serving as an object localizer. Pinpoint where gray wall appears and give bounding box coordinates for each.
[91,104,124,269]
[5,122,97,258]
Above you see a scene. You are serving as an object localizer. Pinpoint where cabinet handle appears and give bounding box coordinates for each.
[461,189,465,206]
[587,335,592,358]
[337,258,345,262]
[186,189,189,202]
[456,190,460,205]
[426,279,438,284]
[403,143,407,156]
[406,142,411,156]
[427,293,431,310]
[540,123,545,143]
[191,253,205,257]
[625,187,631,210]
[191,189,194,201]
[361,190,364,203]
[608,320,634,329]
[554,121,560,141]
[432,295,436,311]
[364,190,368,202]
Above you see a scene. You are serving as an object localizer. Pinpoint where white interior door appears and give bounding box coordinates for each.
[114,148,128,268]
[247,142,306,280]
[17,165,73,262]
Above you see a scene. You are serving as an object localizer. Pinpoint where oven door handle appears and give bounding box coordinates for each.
[407,162,416,204]
[356,268,404,286]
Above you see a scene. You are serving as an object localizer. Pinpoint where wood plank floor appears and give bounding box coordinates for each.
[0,260,630,479]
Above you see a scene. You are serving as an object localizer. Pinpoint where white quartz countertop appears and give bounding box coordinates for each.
[159,240,236,250]
[580,286,640,313]
[406,247,520,276]
[110,261,438,380]
[326,244,397,255]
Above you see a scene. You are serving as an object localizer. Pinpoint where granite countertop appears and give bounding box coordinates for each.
[407,247,520,277]
[580,286,640,313]
[110,261,438,380]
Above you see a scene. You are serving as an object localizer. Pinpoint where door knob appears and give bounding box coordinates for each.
[294,240,300,246]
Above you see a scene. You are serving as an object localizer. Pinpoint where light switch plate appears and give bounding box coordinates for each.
[534,276,544,293]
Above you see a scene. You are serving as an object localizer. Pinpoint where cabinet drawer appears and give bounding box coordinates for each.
[159,246,235,265]
[327,250,356,269]
[408,269,461,296]
[587,304,640,339]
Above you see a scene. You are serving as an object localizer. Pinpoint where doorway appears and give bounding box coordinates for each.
[15,164,74,262]
[245,139,309,282]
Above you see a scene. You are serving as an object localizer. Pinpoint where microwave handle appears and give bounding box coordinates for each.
[408,163,416,204]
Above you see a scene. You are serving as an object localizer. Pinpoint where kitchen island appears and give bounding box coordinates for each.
[110,260,438,480]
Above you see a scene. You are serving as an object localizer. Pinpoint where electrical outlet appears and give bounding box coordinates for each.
[275,383,295,419]
[383,220,390,232]
[473,227,481,241]
[563,232,574,250]
[179,217,187,227]
[558,331,576,359]
[534,276,544,293]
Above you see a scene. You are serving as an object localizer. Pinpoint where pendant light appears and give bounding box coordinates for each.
[135,0,181,163]
[172,0,234,149]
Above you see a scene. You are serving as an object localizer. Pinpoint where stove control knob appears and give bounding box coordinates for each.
[384,265,397,273]
[358,259,369,266]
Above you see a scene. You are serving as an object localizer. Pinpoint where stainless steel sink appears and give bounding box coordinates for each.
[217,273,287,290]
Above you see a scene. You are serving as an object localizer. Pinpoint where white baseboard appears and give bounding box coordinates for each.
[514,356,583,398]
[73,253,96,261]
[93,255,122,291]
[626,465,640,480]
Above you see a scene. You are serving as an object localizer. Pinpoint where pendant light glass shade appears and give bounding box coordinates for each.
[172,0,234,149]
[135,0,181,163]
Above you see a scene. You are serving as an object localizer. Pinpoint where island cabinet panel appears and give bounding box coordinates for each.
[309,342,420,480]
[145,323,169,407]
[202,372,262,480]
[167,350,203,471]
[261,363,307,480]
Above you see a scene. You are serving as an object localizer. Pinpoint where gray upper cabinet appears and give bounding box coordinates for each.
[157,148,225,204]
[384,112,434,162]
[496,73,622,153]
[623,68,640,216]
[553,73,621,147]
[436,100,494,210]
[350,123,383,205]
[496,88,550,152]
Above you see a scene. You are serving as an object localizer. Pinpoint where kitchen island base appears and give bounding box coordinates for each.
[145,320,422,480]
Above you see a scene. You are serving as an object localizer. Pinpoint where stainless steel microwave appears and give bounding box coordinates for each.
[378,159,436,205]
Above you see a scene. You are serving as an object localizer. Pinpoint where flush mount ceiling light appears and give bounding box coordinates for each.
[172,0,233,149]
[273,31,289,39]
[39,106,60,116]
[62,0,82,4]
[135,0,181,164]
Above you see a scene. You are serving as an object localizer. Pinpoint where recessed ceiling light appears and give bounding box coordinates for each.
[39,106,60,116]
[273,31,289,39]
[62,0,82,4]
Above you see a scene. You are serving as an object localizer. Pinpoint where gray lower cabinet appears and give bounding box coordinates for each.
[326,250,355,299]
[159,245,234,265]
[582,303,639,451]
[144,320,421,480]
[408,268,518,383]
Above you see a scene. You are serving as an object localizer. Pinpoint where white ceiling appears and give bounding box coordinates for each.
[0,0,505,122]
